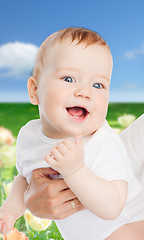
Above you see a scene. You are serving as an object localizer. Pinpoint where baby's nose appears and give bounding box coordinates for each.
[74,87,91,99]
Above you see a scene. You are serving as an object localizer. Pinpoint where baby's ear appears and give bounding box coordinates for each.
[27,76,39,105]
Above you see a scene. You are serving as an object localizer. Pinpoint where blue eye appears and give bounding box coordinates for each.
[92,83,103,89]
[63,77,75,83]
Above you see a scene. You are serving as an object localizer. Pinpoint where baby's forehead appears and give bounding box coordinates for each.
[33,28,112,79]
[36,41,112,79]
[40,39,111,62]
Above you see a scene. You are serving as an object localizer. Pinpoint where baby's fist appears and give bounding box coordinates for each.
[0,206,17,234]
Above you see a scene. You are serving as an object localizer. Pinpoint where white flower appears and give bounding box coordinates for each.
[118,114,136,128]
[113,128,122,134]
[0,144,16,167]
[3,181,13,197]
[0,127,15,145]
[24,210,51,231]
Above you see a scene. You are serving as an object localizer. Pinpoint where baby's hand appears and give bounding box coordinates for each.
[45,136,84,177]
[0,206,17,234]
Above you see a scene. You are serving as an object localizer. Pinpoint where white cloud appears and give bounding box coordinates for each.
[122,82,137,89]
[124,42,144,60]
[124,51,136,59]
[0,42,38,79]
[0,90,29,102]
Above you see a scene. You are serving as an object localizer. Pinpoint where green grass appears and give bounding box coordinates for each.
[107,102,144,128]
[0,103,39,137]
[0,103,144,137]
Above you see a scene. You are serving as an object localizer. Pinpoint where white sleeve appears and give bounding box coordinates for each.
[16,129,25,177]
[90,134,133,182]
[120,114,144,183]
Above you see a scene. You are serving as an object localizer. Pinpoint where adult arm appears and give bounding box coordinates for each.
[24,167,85,219]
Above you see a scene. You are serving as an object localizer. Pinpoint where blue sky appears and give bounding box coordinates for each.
[0,0,144,102]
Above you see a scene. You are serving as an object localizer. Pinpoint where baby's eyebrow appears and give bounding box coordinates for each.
[96,74,110,82]
[88,73,110,83]
[55,68,110,82]
[55,67,79,73]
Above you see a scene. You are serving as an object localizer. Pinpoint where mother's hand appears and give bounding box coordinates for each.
[24,168,84,219]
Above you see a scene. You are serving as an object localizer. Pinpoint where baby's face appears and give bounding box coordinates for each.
[37,41,113,139]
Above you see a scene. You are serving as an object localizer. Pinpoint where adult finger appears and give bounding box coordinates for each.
[63,198,84,213]
[61,206,85,219]
[31,167,59,182]
[54,200,85,220]
[58,188,77,202]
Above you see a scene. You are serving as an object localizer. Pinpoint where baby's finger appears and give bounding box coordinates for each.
[45,155,57,168]
[1,222,9,235]
[51,146,63,159]
[56,142,69,156]
[0,221,12,235]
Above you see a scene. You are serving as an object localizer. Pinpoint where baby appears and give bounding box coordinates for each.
[0,27,144,240]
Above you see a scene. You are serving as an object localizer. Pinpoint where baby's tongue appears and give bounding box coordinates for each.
[68,107,84,117]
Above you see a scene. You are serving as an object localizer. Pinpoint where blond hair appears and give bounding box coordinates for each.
[33,27,109,79]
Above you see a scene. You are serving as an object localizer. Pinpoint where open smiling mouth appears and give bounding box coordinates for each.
[66,106,89,121]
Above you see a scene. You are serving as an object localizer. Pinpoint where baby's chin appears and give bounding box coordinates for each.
[46,124,98,139]
[62,129,97,139]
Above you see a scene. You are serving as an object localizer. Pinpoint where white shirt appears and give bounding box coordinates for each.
[16,118,144,240]
[120,114,144,186]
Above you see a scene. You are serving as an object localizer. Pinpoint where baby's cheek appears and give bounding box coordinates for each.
[92,97,108,129]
